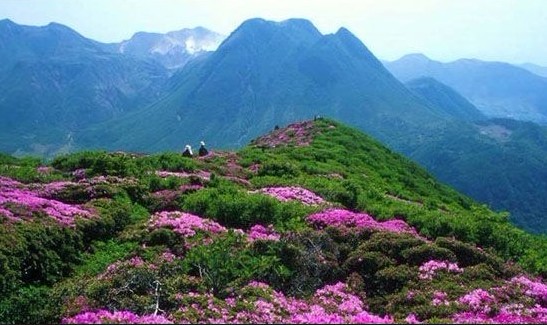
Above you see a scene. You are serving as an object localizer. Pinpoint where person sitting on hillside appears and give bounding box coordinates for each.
[182,145,193,157]
[198,141,209,157]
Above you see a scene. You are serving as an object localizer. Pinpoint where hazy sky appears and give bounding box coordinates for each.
[2,0,547,65]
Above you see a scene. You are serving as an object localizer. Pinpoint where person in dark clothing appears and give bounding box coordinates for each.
[182,145,193,157]
[198,141,209,157]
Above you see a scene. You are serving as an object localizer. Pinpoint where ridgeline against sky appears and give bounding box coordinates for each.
[1,0,547,65]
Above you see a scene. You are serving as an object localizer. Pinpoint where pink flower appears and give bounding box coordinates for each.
[253,186,325,205]
[307,208,420,236]
[511,275,547,303]
[247,224,280,242]
[432,291,449,306]
[148,211,227,238]
[405,313,422,324]
[0,177,94,225]
[62,310,172,324]
[458,288,495,313]
[418,260,463,280]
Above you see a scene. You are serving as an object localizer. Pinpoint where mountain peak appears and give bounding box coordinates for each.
[334,27,365,49]
[235,17,321,36]
[45,21,75,32]
[220,17,322,53]
[237,17,269,29]
[397,53,434,63]
[0,18,20,33]
[0,18,15,26]
[278,18,317,31]
[330,26,383,66]
[335,26,352,36]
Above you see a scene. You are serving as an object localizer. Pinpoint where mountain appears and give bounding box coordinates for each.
[0,19,170,157]
[0,19,99,71]
[105,27,225,70]
[520,62,547,78]
[0,119,546,323]
[405,77,485,121]
[384,53,547,124]
[75,18,547,233]
[79,18,448,151]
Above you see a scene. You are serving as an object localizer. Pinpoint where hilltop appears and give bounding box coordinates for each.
[0,119,545,324]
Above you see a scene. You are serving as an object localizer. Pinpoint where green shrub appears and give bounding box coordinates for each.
[401,245,456,266]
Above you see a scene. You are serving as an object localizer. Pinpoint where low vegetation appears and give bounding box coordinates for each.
[0,119,545,323]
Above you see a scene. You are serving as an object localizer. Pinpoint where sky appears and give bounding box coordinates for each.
[1,0,547,65]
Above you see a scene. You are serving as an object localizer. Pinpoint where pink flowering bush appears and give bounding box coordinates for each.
[432,291,450,306]
[418,260,463,280]
[405,313,422,324]
[0,176,94,225]
[254,186,326,205]
[450,277,547,323]
[511,275,547,303]
[307,208,419,236]
[457,289,495,313]
[247,224,281,242]
[62,310,172,324]
[98,256,147,280]
[170,281,393,324]
[148,211,227,238]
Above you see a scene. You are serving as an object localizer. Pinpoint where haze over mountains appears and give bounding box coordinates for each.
[384,54,547,124]
[1,18,547,233]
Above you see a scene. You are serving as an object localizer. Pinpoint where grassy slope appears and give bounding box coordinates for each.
[1,118,546,323]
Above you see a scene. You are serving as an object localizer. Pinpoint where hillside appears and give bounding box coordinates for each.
[384,53,547,124]
[0,119,546,324]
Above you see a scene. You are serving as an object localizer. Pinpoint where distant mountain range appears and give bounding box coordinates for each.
[1,18,547,233]
[384,54,547,124]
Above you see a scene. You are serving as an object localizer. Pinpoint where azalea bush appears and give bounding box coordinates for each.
[254,186,326,205]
